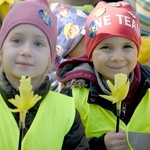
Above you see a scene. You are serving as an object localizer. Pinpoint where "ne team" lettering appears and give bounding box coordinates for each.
[94,14,140,37]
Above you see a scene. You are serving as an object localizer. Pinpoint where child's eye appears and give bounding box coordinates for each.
[123,45,133,49]
[34,41,43,47]
[101,46,110,49]
[12,38,22,44]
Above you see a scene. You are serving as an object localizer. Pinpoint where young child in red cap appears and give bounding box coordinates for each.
[0,0,89,149]
[56,1,150,149]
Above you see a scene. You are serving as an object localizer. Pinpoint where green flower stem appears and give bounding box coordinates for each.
[116,109,120,133]
[18,112,26,150]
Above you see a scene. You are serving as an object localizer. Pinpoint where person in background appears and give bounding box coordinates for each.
[125,0,150,66]
[49,3,91,91]
[51,3,89,59]
[0,0,89,149]
[56,1,150,149]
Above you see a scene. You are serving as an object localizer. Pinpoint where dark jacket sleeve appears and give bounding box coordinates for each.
[88,134,107,150]
[62,109,89,150]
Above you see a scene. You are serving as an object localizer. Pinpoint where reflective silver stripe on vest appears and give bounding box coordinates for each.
[128,132,150,150]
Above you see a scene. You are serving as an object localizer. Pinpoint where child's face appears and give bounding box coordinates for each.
[1,24,51,82]
[66,36,85,58]
[91,36,138,83]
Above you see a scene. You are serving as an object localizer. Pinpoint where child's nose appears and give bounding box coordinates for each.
[19,46,32,57]
[111,51,124,62]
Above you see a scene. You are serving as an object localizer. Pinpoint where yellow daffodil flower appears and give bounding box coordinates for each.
[100,73,129,110]
[0,0,14,5]
[8,76,42,128]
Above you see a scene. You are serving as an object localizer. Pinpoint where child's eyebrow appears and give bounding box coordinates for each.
[9,32,47,39]
[34,35,47,39]
[9,32,22,36]
[124,42,135,45]
[101,43,110,45]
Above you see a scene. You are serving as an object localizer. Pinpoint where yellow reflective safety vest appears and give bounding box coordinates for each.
[0,91,75,150]
[72,87,150,150]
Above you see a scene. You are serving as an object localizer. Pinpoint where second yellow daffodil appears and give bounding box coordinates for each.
[100,73,129,110]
